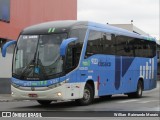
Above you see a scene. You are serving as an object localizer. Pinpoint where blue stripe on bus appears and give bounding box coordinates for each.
[11,77,62,87]
[122,57,135,77]
[115,56,121,90]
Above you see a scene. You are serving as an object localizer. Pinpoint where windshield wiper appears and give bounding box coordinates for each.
[20,59,35,79]
[20,52,48,80]
[20,39,39,79]
[35,51,48,79]
[20,37,49,80]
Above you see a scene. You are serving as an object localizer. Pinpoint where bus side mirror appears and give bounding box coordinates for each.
[60,38,78,56]
[2,40,16,57]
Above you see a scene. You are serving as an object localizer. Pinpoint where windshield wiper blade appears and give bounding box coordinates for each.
[20,50,48,80]
[20,59,35,79]
[20,40,38,79]
[35,51,48,79]
[36,58,48,79]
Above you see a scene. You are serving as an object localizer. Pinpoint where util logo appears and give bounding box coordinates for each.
[140,58,154,79]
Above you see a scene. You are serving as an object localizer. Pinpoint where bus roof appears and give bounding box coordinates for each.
[21,20,156,42]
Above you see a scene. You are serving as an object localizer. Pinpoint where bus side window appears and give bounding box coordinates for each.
[102,33,115,55]
[65,28,87,73]
[116,35,134,57]
[65,41,83,72]
[85,30,102,58]
[65,42,76,70]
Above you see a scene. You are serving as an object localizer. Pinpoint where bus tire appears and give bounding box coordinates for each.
[37,100,52,106]
[76,83,94,106]
[128,80,143,98]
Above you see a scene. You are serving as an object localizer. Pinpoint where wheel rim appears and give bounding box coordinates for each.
[83,89,90,102]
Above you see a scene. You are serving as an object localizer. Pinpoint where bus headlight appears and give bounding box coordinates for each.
[57,92,62,96]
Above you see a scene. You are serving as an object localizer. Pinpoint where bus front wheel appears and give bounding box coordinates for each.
[128,80,143,98]
[37,100,52,106]
[76,83,94,106]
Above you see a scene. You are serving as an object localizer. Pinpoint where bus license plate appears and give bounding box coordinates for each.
[28,93,38,97]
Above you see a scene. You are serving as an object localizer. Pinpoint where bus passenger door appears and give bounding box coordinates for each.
[64,43,81,99]
[97,55,116,96]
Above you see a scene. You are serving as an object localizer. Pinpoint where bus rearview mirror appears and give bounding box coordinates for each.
[60,38,78,56]
[2,40,16,57]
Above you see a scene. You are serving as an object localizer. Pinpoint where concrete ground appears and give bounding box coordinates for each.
[0,94,15,102]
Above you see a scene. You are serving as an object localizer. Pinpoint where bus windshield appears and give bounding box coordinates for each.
[13,34,67,80]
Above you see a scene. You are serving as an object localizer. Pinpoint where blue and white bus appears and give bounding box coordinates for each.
[2,21,157,105]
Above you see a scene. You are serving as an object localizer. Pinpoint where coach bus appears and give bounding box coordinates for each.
[2,21,157,105]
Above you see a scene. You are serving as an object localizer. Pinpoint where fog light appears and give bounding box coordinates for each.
[11,91,14,95]
[57,92,62,96]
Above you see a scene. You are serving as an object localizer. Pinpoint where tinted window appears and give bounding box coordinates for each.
[85,31,102,58]
[115,35,156,58]
[102,33,116,55]
[133,39,156,58]
[85,30,156,58]
[116,35,134,56]
[70,28,86,42]
[65,28,87,72]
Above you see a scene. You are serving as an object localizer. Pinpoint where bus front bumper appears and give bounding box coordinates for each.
[11,85,66,101]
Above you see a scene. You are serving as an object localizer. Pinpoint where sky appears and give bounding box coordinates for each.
[78,0,159,40]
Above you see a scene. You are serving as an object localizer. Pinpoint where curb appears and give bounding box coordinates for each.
[0,99,25,102]
[0,99,14,102]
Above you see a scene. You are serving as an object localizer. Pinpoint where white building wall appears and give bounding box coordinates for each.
[0,46,14,78]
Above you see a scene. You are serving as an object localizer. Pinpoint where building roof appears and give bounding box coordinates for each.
[110,24,149,36]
